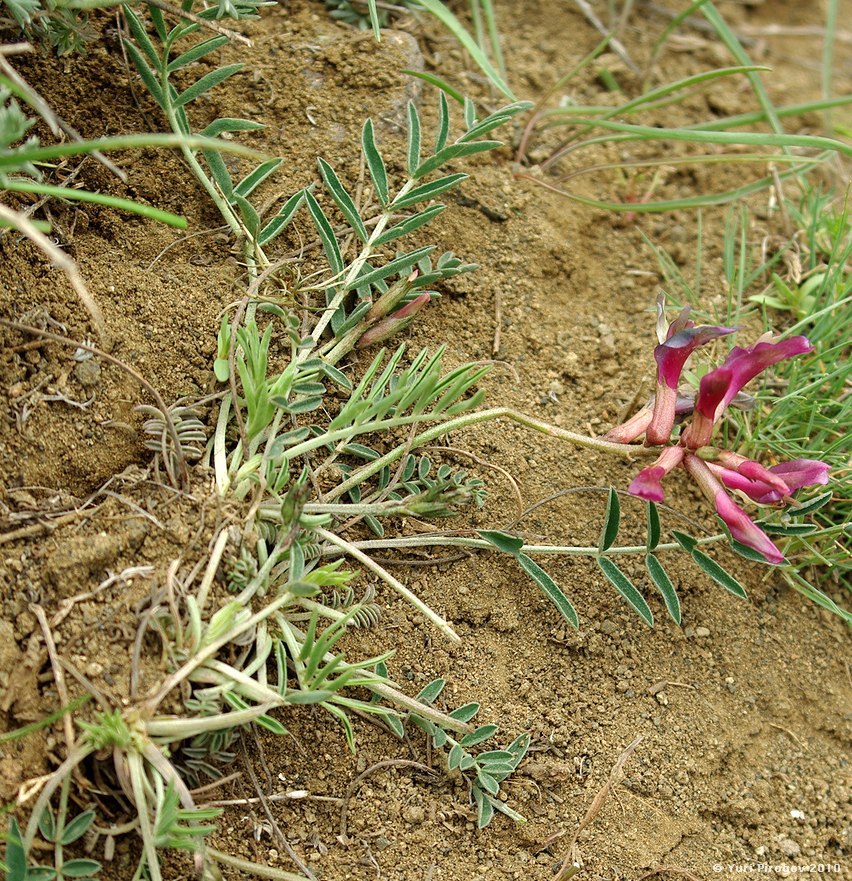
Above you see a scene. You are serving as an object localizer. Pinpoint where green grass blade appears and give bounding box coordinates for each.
[415,0,515,100]
[403,70,465,105]
[4,180,187,228]
[167,35,229,73]
[317,157,368,242]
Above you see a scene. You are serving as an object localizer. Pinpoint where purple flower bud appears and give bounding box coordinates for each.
[684,336,814,449]
[628,445,685,502]
[356,293,431,349]
[752,458,831,504]
[715,450,791,495]
[604,405,653,444]
[706,462,775,502]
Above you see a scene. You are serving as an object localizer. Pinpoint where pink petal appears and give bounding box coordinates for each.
[654,325,738,390]
[714,490,785,564]
[694,336,813,424]
[604,405,653,444]
[628,445,685,502]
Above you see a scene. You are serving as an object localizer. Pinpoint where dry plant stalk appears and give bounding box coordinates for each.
[553,735,643,881]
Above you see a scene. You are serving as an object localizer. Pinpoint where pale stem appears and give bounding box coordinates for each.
[302,180,416,355]
[319,407,657,502]
[315,527,460,642]
[208,846,313,881]
[128,752,161,881]
[195,529,230,613]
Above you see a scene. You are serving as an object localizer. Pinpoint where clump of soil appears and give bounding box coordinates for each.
[1,1,850,880]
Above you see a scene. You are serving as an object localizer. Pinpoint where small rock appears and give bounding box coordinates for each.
[402,805,425,825]
[74,358,101,387]
[695,626,711,638]
[780,839,801,858]
[600,619,617,635]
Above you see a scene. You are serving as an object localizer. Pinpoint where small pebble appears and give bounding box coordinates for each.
[74,359,101,387]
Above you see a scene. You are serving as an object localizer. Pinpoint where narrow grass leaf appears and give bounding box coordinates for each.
[517,553,579,628]
[599,486,621,552]
[362,119,389,205]
[255,715,287,735]
[597,557,654,626]
[414,0,515,100]
[234,193,259,236]
[392,173,469,209]
[167,35,229,73]
[646,501,661,551]
[305,190,344,276]
[645,554,681,624]
[691,550,749,598]
[403,69,466,105]
[464,96,477,129]
[174,63,243,107]
[317,158,368,242]
[374,205,446,246]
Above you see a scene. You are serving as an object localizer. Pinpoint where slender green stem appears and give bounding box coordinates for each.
[331,532,730,557]
[304,179,416,354]
[208,846,321,881]
[320,407,656,503]
[127,752,160,881]
[314,526,460,642]
[23,744,95,853]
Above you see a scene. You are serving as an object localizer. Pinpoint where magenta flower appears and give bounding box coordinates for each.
[714,458,831,505]
[683,336,814,449]
[683,453,785,563]
[628,445,685,502]
[645,308,737,445]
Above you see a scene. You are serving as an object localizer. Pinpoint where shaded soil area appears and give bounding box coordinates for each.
[1,1,850,880]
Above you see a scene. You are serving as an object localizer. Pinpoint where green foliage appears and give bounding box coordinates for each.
[410,679,530,828]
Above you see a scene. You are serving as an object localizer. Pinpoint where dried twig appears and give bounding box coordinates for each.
[339,759,437,841]
[572,0,641,75]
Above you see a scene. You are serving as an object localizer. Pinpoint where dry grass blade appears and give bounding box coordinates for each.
[553,735,643,880]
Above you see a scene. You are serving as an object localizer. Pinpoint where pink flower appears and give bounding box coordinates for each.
[752,458,831,504]
[628,445,685,502]
[645,319,737,446]
[683,453,785,563]
[683,336,814,449]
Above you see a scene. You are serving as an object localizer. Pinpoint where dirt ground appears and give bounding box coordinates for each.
[1,1,850,880]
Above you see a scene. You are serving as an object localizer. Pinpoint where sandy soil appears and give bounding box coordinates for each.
[1,1,850,880]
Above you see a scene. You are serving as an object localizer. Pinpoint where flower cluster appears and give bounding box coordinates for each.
[606,296,830,563]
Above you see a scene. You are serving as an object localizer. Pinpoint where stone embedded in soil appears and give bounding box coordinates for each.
[73,358,101,387]
[780,839,801,858]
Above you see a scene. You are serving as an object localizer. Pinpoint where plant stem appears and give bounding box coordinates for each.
[208,846,315,881]
[303,180,416,354]
[319,407,657,502]
[315,527,460,642]
[332,532,730,557]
